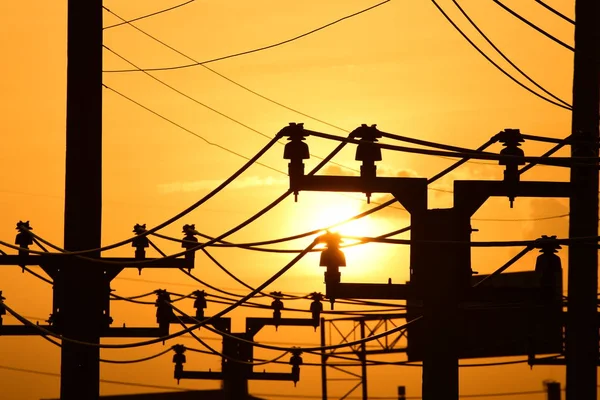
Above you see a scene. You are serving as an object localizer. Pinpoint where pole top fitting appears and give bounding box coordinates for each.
[16,221,32,231]
[182,224,197,235]
[535,235,562,253]
[133,223,146,234]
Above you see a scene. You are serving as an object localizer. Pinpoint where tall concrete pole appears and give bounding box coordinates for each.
[566,1,600,399]
[60,0,103,398]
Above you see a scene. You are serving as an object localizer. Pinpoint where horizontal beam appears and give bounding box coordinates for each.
[0,325,55,336]
[294,176,427,194]
[177,370,223,380]
[327,283,413,300]
[0,255,191,269]
[248,372,295,381]
[455,180,571,199]
[177,370,294,382]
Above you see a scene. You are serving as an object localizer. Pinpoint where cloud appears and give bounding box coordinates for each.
[157,176,287,193]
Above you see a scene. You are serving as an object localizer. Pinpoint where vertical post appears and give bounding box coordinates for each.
[546,381,562,400]
[566,1,600,400]
[359,320,368,400]
[419,209,465,400]
[398,386,406,400]
[60,0,103,399]
[320,317,328,400]
[222,334,250,400]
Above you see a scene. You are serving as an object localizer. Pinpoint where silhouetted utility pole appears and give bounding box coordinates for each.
[60,0,103,398]
[546,381,562,400]
[566,1,600,400]
[320,318,328,400]
[359,321,368,400]
[398,386,406,400]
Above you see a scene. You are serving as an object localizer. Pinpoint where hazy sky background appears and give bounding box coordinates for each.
[0,0,583,399]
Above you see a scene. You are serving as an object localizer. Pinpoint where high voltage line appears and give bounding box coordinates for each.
[103,0,197,30]
[103,0,392,73]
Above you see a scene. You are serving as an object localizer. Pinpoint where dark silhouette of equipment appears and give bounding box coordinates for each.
[282,123,573,400]
[171,300,319,400]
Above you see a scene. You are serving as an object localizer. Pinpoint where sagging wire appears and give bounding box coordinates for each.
[0,240,317,348]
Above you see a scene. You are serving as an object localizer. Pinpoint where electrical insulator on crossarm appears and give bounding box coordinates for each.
[309,292,324,329]
[15,220,33,258]
[193,290,207,319]
[534,235,562,305]
[132,223,149,261]
[319,231,346,309]
[281,123,310,202]
[289,348,303,386]
[496,129,526,208]
[0,291,5,327]
[172,344,187,383]
[353,124,382,203]
[155,289,174,335]
[181,224,199,268]
[271,291,284,328]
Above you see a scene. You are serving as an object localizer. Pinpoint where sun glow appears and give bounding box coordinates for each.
[307,194,411,283]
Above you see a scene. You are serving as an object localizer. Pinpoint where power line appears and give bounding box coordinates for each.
[535,0,575,24]
[102,83,284,175]
[0,363,555,399]
[102,6,496,169]
[103,0,392,73]
[15,115,283,259]
[0,241,317,348]
[102,45,361,176]
[171,302,420,353]
[103,6,348,134]
[306,129,598,166]
[430,0,572,110]
[451,0,571,107]
[0,364,194,392]
[492,0,574,51]
[103,0,196,30]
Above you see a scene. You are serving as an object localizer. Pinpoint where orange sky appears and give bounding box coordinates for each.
[0,0,588,399]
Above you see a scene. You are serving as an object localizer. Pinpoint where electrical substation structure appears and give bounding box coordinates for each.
[0,1,597,400]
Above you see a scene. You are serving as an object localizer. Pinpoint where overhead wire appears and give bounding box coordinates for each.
[18,131,282,257]
[34,327,176,365]
[102,6,348,133]
[177,316,291,366]
[169,301,421,352]
[340,234,597,248]
[535,0,575,24]
[492,0,574,51]
[0,240,317,348]
[0,364,193,392]
[305,129,600,166]
[0,363,560,398]
[102,6,499,170]
[103,0,196,29]
[450,0,570,107]
[430,0,572,110]
[103,0,392,73]
[3,130,567,262]
[102,83,284,175]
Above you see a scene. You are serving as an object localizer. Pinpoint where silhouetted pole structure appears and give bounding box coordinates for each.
[320,318,328,400]
[359,320,368,400]
[546,381,562,400]
[398,386,406,400]
[60,0,103,398]
[566,1,600,400]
